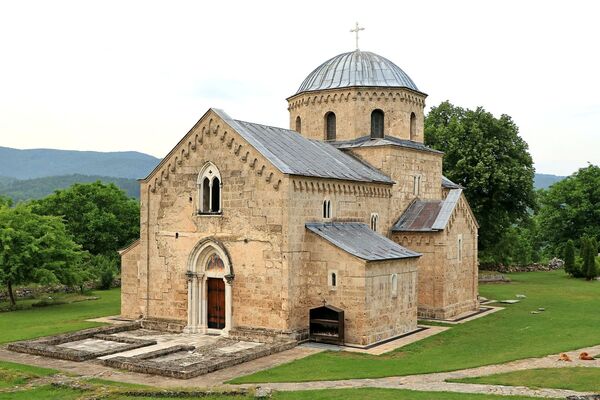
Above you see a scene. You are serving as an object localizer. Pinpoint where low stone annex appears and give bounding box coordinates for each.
[120,49,480,347]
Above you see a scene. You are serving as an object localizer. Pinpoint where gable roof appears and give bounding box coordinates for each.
[212,109,393,184]
[392,189,463,232]
[332,135,443,155]
[306,222,421,261]
[442,176,461,189]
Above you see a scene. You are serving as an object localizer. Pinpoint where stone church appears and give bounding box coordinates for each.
[120,49,479,347]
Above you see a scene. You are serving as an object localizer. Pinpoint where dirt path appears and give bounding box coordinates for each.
[2,343,600,398]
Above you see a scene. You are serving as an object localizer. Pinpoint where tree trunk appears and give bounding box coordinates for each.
[7,280,16,307]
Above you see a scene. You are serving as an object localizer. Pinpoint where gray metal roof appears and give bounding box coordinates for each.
[442,176,461,189]
[306,222,421,261]
[392,189,463,232]
[213,109,393,184]
[332,135,443,155]
[296,50,420,94]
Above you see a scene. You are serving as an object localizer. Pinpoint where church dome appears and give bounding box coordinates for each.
[296,50,419,94]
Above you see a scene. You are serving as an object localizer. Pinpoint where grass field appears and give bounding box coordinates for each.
[0,360,549,400]
[0,288,120,344]
[231,271,600,383]
[449,367,600,392]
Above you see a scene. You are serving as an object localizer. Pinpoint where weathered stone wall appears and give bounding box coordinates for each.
[364,259,418,345]
[283,177,392,334]
[392,194,479,319]
[129,110,290,332]
[120,240,141,319]
[288,87,426,142]
[345,145,443,234]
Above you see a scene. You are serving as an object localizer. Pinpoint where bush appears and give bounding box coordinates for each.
[91,255,117,290]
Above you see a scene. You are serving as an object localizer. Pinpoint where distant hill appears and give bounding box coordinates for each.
[534,173,566,190]
[0,146,160,180]
[0,174,140,202]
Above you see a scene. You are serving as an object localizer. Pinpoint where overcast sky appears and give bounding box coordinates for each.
[1,0,598,176]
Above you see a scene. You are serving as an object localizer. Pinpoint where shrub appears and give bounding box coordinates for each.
[564,239,576,276]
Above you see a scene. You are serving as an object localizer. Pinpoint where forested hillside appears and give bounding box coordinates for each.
[0,174,139,202]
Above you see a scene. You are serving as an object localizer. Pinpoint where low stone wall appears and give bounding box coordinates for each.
[6,322,155,361]
[140,317,186,333]
[103,339,297,379]
[481,258,564,274]
[228,326,308,343]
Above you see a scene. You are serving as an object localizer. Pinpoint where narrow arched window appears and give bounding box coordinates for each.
[198,162,222,214]
[410,112,417,140]
[211,177,220,212]
[331,272,337,287]
[371,109,384,138]
[325,112,336,141]
[370,213,379,231]
[202,177,210,211]
[323,200,332,219]
[295,116,302,133]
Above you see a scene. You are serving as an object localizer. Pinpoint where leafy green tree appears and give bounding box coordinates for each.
[425,101,536,260]
[0,196,11,209]
[0,205,84,306]
[564,239,576,276]
[31,182,139,256]
[537,165,600,255]
[585,237,598,280]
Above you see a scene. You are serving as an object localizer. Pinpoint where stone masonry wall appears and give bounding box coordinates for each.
[392,194,479,319]
[120,240,141,319]
[129,110,290,332]
[283,176,393,335]
[346,145,443,234]
[288,87,426,143]
[364,258,418,345]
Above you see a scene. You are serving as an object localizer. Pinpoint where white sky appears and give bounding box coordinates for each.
[1,0,599,176]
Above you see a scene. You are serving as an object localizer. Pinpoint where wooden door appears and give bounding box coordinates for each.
[207,278,225,329]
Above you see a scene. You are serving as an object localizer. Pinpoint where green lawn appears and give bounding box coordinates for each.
[0,361,548,400]
[273,388,554,400]
[0,288,120,344]
[231,271,600,383]
[449,367,600,392]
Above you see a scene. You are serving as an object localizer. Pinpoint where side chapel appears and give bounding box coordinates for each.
[120,48,479,346]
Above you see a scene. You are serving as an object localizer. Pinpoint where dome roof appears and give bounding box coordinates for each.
[296,50,420,94]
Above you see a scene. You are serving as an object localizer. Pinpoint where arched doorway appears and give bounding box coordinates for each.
[184,239,234,334]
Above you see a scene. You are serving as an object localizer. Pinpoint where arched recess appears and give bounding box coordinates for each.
[295,116,302,133]
[197,162,222,214]
[184,238,234,334]
[410,112,417,140]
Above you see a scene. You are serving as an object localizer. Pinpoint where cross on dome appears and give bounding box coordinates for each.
[350,22,365,51]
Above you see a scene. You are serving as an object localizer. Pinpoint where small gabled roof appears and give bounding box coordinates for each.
[392,189,463,232]
[212,109,393,184]
[332,135,443,155]
[306,222,421,261]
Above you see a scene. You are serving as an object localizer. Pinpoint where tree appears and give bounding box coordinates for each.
[564,239,576,276]
[585,237,598,280]
[31,182,139,256]
[0,205,84,306]
[0,196,11,209]
[537,165,600,255]
[425,101,536,260]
